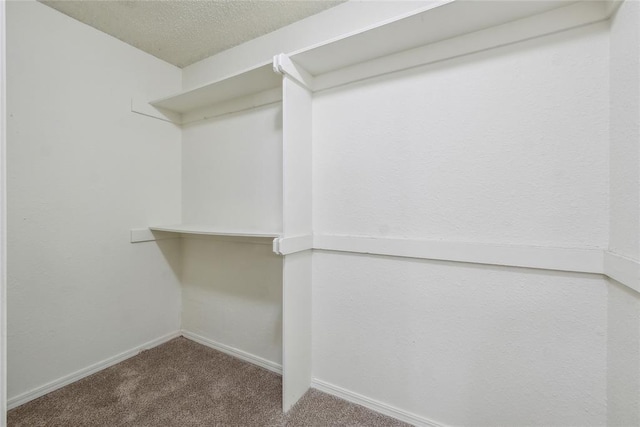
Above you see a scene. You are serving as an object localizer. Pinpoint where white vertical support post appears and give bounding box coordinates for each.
[0,1,7,424]
[280,59,313,412]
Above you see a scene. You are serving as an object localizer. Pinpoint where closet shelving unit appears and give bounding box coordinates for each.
[131,0,618,412]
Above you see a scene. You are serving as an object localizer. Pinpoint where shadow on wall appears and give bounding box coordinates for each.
[152,232,182,280]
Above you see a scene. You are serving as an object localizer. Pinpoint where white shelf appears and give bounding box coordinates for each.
[288,0,616,91]
[151,63,280,114]
[131,62,283,124]
[149,224,280,239]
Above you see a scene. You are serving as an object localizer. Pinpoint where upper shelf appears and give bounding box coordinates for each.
[288,0,618,91]
[289,0,589,76]
[133,0,618,123]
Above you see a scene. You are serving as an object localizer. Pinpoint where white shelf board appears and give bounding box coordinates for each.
[290,0,614,78]
[149,62,281,115]
[149,224,280,239]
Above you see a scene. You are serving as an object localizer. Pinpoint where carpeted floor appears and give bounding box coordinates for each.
[8,337,409,426]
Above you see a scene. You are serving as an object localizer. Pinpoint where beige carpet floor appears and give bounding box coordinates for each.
[8,337,410,426]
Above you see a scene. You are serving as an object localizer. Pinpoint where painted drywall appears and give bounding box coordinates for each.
[6,1,182,401]
[181,237,283,365]
[311,21,610,426]
[5,2,637,426]
[607,1,640,425]
[313,22,609,248]
[40,0,344,68]
[180,100,283,364]
[607,279,640,426]
[312,252,607,426]
[182,0,429,90]
[181,104,283,233]
[609,0,640,261]
[1,0,6,423]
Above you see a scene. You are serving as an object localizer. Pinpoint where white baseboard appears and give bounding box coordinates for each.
[181,329,282,375]
[7,331,181,410]
[311,378,446,427]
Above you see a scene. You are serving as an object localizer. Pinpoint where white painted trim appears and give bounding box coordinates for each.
[604,251,640,294]
[181,330,282,375]
[312,0,612,92]
[0,0,6,423]
[273,235,313,255]
[7,331,181,410]
[311,378,445,427]
[314,234,604,274]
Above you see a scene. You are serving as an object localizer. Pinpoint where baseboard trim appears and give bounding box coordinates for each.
[7,331,181,410]
[311,378,445,427]
[181,330,282,375]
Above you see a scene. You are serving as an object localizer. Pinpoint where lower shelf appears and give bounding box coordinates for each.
[149,224,281,239]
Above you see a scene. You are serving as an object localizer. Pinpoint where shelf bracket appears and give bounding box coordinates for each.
[272,235,314,256]
[273,54,315,91]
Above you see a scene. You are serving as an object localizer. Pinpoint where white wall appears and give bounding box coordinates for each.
[609,0,639,261]
[177,0,429,379]
[608,1,640,425]
[6,1,182,403]
[181,105,283,233]
[6,1,640,426]
[0,0,6,424]
[313,252,608,426]
[312,21,610,426]
[313,23,609,247]
[181,237,283,365]
[179,103,284,362]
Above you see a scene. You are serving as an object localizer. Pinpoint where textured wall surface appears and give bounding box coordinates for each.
[610,0,640,261]
[607,279,640,426]
[181,105,282,233]
[313,22,609,248]
[6,1,182,400]
[312,251,608,426]
[607,1,640,424]
[180,103,284,366]
[181,237,283,364]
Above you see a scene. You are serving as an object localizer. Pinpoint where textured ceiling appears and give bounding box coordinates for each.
[40,0,345,68]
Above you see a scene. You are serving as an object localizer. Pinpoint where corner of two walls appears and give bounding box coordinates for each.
[607,0,640,425]
[6,1,183,404]
[176,0,433,374]
[178,103,284,366]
